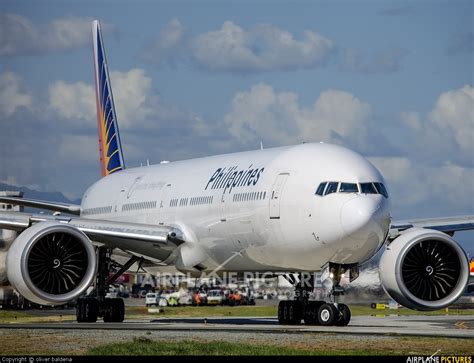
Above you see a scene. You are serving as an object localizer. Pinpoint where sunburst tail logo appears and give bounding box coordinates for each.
[92,20,125,177]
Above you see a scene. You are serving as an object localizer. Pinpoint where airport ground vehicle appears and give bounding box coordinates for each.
[145,293,159,307]
[192,291,208,306]
[207,289,225,305]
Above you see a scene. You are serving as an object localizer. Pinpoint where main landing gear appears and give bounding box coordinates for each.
[76,247,141,323]
[277,263,357,326]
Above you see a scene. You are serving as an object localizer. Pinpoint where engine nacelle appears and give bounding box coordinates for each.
[6,221,97,306]
[379,228,469,310]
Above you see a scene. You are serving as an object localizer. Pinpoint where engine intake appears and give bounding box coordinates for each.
[6,221,97,305]
[379,228,469,310]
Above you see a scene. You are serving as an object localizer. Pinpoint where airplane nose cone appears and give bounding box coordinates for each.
[340,197,389,242]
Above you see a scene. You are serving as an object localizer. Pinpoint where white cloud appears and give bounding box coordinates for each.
[140,19,186,66]
[391,85,474,166]
[48,17,93,50]
[0,71,32,117]
[400,111,421,130]
[48,80,95,123]
[110,69,156,127]
[0,13,102,56]
[140,19,408,75]
[191,21,334,72]
[224,83,371,146]
[429,85,474,156]
[47,69,156,128]
[370,156,474,217]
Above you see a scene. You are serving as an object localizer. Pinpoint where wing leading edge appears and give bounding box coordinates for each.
[0,211,184,263]
[390,215,474,239]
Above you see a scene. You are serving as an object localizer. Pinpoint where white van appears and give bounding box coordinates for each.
[145,293,158,307]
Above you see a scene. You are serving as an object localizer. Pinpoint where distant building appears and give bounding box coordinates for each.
[0,190,23,212]
[0,191,23,250]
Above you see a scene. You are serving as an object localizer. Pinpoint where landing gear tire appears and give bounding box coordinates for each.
[303,300,324,325]
[75,247,140,323]
[334,303,351,326]
[317,303,337,326]
[76,298,98,323]
[103,298,125,322]
[277,267,356,327]
[278,301,302,325]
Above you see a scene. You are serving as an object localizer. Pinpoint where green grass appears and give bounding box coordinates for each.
[0,309,75,323]
[86,337,378,356]
[0,310,33,322]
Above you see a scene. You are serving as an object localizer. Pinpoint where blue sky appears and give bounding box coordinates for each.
[0,0,473,254]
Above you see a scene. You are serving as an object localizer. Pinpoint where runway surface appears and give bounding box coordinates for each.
[0,315,473,338]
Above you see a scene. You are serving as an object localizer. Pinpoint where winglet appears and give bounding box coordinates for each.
[92,20,125,177]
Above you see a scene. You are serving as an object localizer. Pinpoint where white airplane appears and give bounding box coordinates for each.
[0,20,472,325]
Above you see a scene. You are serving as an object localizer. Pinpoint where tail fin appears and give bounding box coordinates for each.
[92,20,125,177]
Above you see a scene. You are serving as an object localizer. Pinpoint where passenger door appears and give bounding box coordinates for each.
[269,173,289,219]
[158,183,172,224]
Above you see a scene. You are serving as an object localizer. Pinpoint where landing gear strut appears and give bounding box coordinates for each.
[76,247,140,323]
[277,263,357,326]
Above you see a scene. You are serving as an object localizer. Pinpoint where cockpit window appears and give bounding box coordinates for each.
[315,182,327,196]
[374,182,389,198]
[360,182,377,194]
[315,181,388,198]
[339,183,359,193]
[325,182,339,195]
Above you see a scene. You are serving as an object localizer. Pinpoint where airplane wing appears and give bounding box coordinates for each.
[390,215,474,239]
[0,196,81,215]
[0,210,184,262]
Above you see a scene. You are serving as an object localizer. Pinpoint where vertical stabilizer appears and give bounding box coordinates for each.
[92,20,125,177]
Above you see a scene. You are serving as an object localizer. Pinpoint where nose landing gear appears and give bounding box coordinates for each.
[277,263,357,326]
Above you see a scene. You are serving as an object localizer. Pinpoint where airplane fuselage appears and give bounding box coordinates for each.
[81,143,391,272]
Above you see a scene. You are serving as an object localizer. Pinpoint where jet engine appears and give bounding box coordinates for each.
[6,221,97,305]
[379,228,469,310]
